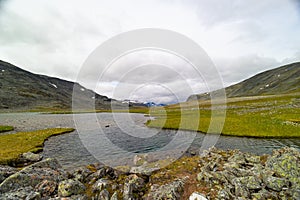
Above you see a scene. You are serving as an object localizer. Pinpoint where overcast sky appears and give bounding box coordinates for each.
[1,0,300,104]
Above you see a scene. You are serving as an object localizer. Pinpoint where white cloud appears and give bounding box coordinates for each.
[0,0,299,103]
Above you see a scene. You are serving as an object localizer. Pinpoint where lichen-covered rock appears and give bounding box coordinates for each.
[20,152,43,163]
[146,177,188,200]
[58,179,86,197]
[98,189,110,200]
[110,191,119,200]
[35,179,57,197]
[266,147,300,189]
[0,186,41,200]
[234,176,262,190]
[264,176,289,192]
[0,158,66,193]
[92,178,112,193]
[0,165,18,183]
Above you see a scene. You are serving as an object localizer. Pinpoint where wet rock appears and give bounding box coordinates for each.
[0,165,18,183]
[189,192,208,200]
[265,176,290,192]
[0,158,66,193]
[58,179,86,197]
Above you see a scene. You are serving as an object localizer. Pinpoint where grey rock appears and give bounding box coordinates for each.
[0,165,18,183]
[0,186,40,200]
[92,178,112,193]
[265,176,290,192]
[0,158,66,193]
[35,179,57,197]
[189,192,208,200]
[130,166,159,176]
[111,191,119,200]
[98,189,110,200]
[146,177,188,200]
[20,152,43,163]
[123,182,134,200]
[58,179,86,197]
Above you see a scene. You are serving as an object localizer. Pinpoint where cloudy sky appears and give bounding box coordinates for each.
[0,0,300,104]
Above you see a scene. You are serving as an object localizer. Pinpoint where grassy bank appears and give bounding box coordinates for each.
[147,93,300,138]
[0,125,14,133]
[0,128,74,165]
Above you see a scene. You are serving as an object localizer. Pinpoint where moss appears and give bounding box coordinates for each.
[0,128,74,165]
[0,125,14,133]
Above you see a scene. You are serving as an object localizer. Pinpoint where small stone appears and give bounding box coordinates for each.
[92,178,112,193]
[98,189,110,200]
[110,191,119,200]
[189,192,208,200]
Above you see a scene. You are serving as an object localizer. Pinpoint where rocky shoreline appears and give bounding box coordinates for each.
[0,147,299,200]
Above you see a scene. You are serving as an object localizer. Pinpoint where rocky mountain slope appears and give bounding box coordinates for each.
[0,60,122,111]
[187,62,300,101]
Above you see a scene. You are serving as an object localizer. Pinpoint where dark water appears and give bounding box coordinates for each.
[0,113,299,169]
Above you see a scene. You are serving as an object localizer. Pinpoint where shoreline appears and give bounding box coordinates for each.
[0,147,299,199]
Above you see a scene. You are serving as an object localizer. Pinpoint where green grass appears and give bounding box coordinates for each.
[0,128,74,165]
[0,125,14,133]
[147,93,300,138]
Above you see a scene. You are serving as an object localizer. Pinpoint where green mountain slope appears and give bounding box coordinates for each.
[187,62,300,101]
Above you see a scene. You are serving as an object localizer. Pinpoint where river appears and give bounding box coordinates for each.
[0,112,299,169]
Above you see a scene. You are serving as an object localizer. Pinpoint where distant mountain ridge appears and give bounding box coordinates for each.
[187,62,300,101]
[0,60,123,111]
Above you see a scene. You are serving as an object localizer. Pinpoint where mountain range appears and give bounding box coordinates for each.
[187,62,300,101]
[0,60,126,111]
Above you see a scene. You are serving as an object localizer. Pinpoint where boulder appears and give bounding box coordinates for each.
[146,177,188,200]
[0,186,41,200]
[58,179,86,197]
[0,165,18,183]
[0,158,66,193]
[20,152,43,163]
